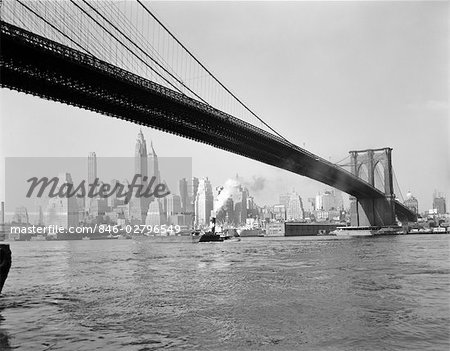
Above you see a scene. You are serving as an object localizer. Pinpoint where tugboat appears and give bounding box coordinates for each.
[198,218,224,242]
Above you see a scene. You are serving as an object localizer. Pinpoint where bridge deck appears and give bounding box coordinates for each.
[0,21,416,222]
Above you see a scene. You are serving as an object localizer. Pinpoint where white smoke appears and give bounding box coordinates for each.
[214,178,240,214]
[239,175,266,193]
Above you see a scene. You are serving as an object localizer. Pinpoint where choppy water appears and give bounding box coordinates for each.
[0,234,449,350]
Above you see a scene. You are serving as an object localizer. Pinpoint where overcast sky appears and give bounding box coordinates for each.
[1,1,448,212]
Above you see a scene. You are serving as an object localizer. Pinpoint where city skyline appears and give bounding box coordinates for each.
[7,131,431,230]
[1,1,448,213]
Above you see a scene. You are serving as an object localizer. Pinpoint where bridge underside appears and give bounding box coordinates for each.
[350,197,397,227]
[0,22,416,224]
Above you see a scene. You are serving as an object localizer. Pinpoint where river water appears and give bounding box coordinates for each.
[0,234,449,350]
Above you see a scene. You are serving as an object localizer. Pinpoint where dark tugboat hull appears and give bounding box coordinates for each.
[198,233,224,242]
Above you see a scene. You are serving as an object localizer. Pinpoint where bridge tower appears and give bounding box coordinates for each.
[349,147,396,227]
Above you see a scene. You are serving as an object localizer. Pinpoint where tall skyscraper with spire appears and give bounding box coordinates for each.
[130,129,149,224]
[148,140,160,186]
[135,129,148,179]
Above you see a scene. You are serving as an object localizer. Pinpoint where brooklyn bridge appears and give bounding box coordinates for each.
[0,0,416,226]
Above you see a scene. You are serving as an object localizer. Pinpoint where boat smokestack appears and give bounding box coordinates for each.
[211,217,216,234]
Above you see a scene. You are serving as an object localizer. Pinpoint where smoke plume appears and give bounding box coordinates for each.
[214,178,240,214]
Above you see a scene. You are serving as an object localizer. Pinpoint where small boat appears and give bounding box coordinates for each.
[198,218,240,243]
[333,226,378,237]
[199,232,224,242]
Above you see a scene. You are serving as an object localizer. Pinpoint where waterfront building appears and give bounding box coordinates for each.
[185,177,199,216]
[433,192,446,214]
[266,222,285,236]
[322,191,333,211]
[404,191,419,215]
[145,199,166,226]
[286,191,304,221]
[168,214,192,228]
[88,198,108,217]
[115,205,130,222]
[315,189,343,211]
[261,206,274,222]
[273,204,286,221]
[315,210,329,221]
[107,179,125,209]
[179,178,189,213]
[231,185,248,226]
[246,196,259,218]
[128,195,142,225]
[166,193,182,217]
[45,173,79,229]
[105,211,119,224]
[195,178,214,228]
[307,198,316,213]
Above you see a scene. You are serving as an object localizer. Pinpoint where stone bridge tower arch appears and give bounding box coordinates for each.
[349,148,396,227]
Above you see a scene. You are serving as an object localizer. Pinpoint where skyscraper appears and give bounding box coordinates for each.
[231,185,248,225]
[88,152,97,185]
[189,177,199,214]
[279,193,291,208]
[166,194,181,217]
[85,152,97,214]
[404,191,419,215]
[46,173,79,229]
[286,191,304,221]
[130,129,149,223]
[145,199,166,226]
[195,177,214,228]
[107,179,124,209]
[433,191,446,214]
[148,140,160,185]
[179,178,188,213]
[315,190,342,211]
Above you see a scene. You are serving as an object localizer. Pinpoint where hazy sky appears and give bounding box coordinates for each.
[1,1,448,212]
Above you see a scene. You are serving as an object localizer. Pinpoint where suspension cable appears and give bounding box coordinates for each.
[69,0,185,95]
[136,0,292,143]
[393,169,404,202]
[15,0,89,54]
[79,0,209,103]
